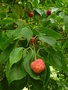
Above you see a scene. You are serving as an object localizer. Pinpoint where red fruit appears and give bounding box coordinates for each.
[31,59,45,74]
[46,10,51,16]
[30,36,36,45]
[28,12,34,17]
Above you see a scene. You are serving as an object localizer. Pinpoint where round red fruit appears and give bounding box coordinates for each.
[31,59,45,74]
[30,36,36,44]
[46,10,51,16]
[29,12,34,17]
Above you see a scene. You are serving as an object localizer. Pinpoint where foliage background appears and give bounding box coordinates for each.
[0,0,68,90]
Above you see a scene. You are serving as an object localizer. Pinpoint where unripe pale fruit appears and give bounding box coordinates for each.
[46,10,51,16]
[30,36,36,45]
[31,59,45,74]
[28,12,34,17]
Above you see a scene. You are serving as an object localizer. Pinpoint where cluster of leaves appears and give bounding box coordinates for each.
[0,0,68,90]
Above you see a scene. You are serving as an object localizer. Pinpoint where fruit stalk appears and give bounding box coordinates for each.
[33,44,36,60]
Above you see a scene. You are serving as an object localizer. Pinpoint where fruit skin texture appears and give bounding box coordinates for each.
[30,36,36,45]
[28,12,34,17]
[31,59,45,74]
[46,10,51,16]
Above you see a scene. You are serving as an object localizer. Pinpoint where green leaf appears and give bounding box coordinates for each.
[30,0,39,8]
[6,62,27,84]
[16,20,24,29]
[41,62,50,89]
[0,33,11,50]
[40,61,50,83]
[0,18,15,29]
[48,48,68,71]
[0,46,13,64]
[49,54,62,69]
[28,77,43,90]
[64,16,68,31]
[39,27,61,39]
[0,11,6,19]
[9,47,23,68]
[39,36,56,46]
[12,4,24,18]
[0,51,9,64]
[34,8,44,16]
[6,27,33,43]
[23,49,41,80]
